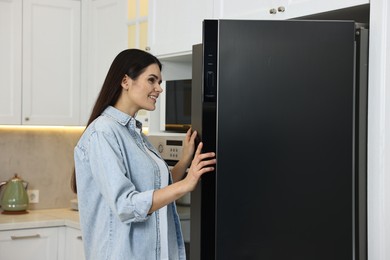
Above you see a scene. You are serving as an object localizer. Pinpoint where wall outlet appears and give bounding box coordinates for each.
[27,190,39,203]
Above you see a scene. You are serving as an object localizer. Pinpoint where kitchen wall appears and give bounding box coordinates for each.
[0,126,84,210]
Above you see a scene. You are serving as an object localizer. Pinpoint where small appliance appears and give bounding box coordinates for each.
[158,79,192,133]
[0,174,29,214]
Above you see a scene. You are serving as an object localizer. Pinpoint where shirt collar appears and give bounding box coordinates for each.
[102,106,143,130]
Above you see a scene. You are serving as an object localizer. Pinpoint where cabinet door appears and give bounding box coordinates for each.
[127,0,150,127]
[281,0,369,19]
[217,0,369,20]
[0,0,22,124]
[22,0,81,125]
[148,0,213,58]
[0,227,59,260]
[64,227,85,260]
[81,0,127,125]
[215,0,279,19]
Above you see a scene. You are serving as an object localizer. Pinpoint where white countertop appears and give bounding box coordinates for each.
[0,206,189,232]
[0,208,80,231]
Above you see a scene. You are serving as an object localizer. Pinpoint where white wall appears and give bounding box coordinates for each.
[368,0,390,259]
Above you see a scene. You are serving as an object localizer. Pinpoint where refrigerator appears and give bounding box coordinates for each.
[190,20,368,260]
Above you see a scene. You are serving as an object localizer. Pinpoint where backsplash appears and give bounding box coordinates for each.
[0,126,84,210]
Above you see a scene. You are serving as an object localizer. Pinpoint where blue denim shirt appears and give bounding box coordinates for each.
[74,106,186,260]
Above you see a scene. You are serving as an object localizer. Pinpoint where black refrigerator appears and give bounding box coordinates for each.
[190,20,368,260]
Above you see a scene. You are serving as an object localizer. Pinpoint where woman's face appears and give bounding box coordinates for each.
[116,63,163,116]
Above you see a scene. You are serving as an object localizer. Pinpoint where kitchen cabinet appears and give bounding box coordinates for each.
[127,0,149,51]
[0,0,22,125]
[82,0,150,127]
[148,0,369,59]
[0,0,81,126]
[81,0,127,125]
[0,227,60,260]
[23,0,81,125]
[216,0,370,20]
[148,0,213,58]
[64,227,85,260]
[127,0,150,127]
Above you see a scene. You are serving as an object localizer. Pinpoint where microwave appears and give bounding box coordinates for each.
[159,79,192,133]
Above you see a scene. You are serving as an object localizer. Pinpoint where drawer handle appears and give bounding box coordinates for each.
[11,234,41,240]
[77,235,83,240]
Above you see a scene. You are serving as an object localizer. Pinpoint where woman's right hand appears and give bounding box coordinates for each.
[149,142,216,214]
[183,142,216,192]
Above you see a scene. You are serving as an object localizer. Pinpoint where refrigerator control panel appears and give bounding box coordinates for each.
[148,134,185,162]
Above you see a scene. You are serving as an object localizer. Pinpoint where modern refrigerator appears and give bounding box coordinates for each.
[191,20,368,260]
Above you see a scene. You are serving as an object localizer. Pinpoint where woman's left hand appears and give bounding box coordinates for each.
[181,128,197,167]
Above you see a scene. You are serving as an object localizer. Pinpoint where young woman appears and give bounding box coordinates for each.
[72,49,216,260]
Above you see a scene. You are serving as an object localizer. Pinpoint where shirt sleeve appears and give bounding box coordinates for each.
[87,130,154,223]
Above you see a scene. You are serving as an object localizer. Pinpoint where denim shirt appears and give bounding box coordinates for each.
[74,106,186,260]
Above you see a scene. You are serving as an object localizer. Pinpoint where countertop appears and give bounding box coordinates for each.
[0,206,189,232]
[0,208,80,231]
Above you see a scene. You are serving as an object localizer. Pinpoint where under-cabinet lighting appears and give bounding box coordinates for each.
[0,125,149,134]
[0,125,85,133]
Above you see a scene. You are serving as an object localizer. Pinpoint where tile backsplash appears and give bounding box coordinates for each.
[0,126,84,210]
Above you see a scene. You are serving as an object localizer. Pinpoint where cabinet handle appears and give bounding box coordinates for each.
[77,235,83,240]
[269,8,277,14]
[24,117,30,121]
[278,6,286,12]
[11,234,41,240]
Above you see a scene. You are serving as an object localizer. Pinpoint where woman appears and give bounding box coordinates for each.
[72,49,216,260]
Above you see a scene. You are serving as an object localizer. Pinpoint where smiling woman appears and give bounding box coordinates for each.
[115,64,163,116]
[72,49,216,260]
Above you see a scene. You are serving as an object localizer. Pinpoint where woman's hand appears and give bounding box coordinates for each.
[183,141,216,192]
[171,128,197,182]
[181,128,197,167]
[149,141,216,213]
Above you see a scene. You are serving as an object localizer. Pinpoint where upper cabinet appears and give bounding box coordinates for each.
[216,0,369,19]
[0,0,371,126]
[0,0,22,125]
[148,0,214,58]
[23,0,81,125]
[127,0,150,127]
[81,0,127,125]
[127,0,149,51]
[148,0,369,59]
[0,0,81,125]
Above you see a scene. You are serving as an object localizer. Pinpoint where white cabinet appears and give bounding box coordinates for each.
[127,0,151,127]
[0,227,60,260]
[148,0,213,58]
[0,0,81,126]
[81,0,127,125]
[148,0,369,58]
[0,0,22,124]
[64,227,85,260]
[216,0,370,19]
[23,0,81,125]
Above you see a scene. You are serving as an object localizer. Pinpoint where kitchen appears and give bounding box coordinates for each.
[0,0,389,260]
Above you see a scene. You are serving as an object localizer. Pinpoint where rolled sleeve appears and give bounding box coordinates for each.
[119,189,154,222]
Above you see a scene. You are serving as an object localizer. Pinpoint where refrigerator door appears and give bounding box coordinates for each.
[191,20,367,260]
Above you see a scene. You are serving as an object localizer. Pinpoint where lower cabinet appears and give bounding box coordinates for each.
[0,227,59,260]
[64,227,86,260]
[0,226,85,260]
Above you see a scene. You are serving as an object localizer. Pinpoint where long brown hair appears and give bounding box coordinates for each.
[71,49,162,193]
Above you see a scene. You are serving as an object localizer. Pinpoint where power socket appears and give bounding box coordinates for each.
[27,190,39,203]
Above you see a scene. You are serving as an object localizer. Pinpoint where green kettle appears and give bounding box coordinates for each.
[0,174,29,213]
